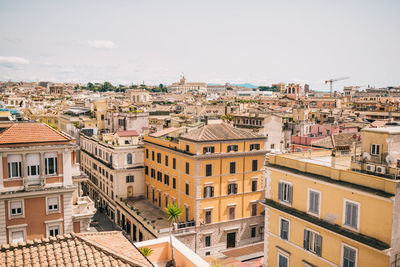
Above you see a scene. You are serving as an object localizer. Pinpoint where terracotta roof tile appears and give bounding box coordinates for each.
[116,130,139,137]
[0,123,71,145]
[181,123,265,142]
[0,232,151,267]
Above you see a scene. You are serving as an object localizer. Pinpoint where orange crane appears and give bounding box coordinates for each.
[325,77,350,96]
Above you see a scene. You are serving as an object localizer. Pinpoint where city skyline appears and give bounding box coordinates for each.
[1,0,399,91]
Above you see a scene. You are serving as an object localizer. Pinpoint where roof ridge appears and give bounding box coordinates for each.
[73,233,147,267]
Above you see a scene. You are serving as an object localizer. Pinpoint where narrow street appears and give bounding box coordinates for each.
[90,211,121,232]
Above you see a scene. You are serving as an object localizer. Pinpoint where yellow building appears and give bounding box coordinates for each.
[144,123,267,256]
[263,145,400,267]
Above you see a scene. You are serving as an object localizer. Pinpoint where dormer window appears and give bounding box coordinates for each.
[250,144,260,151]
[227,145,238,152]
[203,147,215,154]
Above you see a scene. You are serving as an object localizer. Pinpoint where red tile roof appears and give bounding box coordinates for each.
[0,123,71,145]
[116,130,139,137]
[0,232,152,267]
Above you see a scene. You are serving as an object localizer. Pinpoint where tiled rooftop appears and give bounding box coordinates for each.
[180,123,264,142]
[116,130,139,137]
[0,232,152,267]
[0,122,71,145]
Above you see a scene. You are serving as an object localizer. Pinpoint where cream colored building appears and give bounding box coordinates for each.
[168,76,207,94]
[80,131,145,221]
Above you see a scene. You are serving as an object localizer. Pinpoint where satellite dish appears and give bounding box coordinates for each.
[363,152,371,160]
[386,155,395,165]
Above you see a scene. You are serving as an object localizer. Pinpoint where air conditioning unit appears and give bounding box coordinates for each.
[366,164,375,172]
[376,166,386,174]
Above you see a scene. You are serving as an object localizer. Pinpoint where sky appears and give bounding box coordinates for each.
[0,0,399,91]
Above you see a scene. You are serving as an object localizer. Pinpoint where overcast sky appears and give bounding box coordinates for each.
[0,0,399,91]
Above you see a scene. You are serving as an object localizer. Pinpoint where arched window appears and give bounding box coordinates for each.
[127,153,132,164]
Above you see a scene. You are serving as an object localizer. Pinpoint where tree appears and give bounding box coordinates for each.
[164,204,182,267]
[139,247,153,257]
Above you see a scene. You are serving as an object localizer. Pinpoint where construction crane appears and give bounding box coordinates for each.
[325,77,350,96]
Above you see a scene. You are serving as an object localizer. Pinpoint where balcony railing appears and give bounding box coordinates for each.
[23,176,45,189]
[176,220,195,229]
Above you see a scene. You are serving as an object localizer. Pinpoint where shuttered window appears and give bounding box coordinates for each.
[344,201,359,229]
[278,182,292,204]
[308,190,320,215]
[47,197,59,211]
[303,230,322,256]
[228,183,238,195]
[10,201,23,216]
[203,186,214,198]
[343,245,357,267]
[205,164,212,177]
[280,218,289,240]
[230,162,236,174]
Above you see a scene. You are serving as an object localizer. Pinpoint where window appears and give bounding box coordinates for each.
[152,151,155,161]
[48,225,60,237]
[11,230,25,243]
[205,164,212,176]
[45,153,58,175]
[185,162,190,175]
[164,174,169,186]
[278,254,288,267]
[251,226,257,238]
[278,182,292,204]
[251,180,257,192]
[251,202,257,216]
[270,144,275,149]
[250,144,260,151]
[228,206,235,220]
[227,145,238,152]
[185,206,189,221]
[151,168,155,178]
[27,154,40,177]
[250,160,258,173]
[308,189,320,215]
[343,245,357,267]
[126,175,134,183]
[165,195,168,208]
[344,200,359,230]
[205,210,212,224]
[145,166,149,175]
[146,149,149,159]
[185,182,189,195]
[203,186,214,198]
[205,235,211,247]
[8,155,22,178]
[280,218,289,240]
[110,174,113,182]
[303,229,322,256]
[203,146,215,154]
[173,158,176,169]
[371,144,380,155]
[185,145,189,152]
[10,201,23,216]
[228,183,238,195]
[47,197,59,212]
[127,153,132,164]
[157,171,162,182]
[158,191,161,208]
[165,155,169,166]
[173,177,176,189]
[157,153,161,163]
[230,162,236,174]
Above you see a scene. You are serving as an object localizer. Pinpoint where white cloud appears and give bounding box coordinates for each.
[87,40,117,49]
[0,56,29,67]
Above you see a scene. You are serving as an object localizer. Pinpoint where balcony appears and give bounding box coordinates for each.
[23,176,45,190]
[72,196,97,231]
